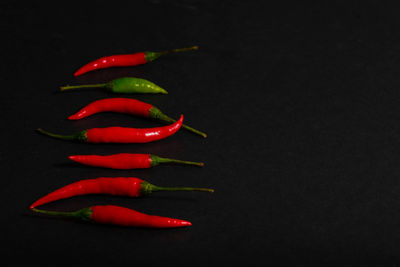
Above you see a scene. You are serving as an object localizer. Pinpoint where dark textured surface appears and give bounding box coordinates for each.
[2,1,400,265]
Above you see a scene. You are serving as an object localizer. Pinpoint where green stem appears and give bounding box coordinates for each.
[60,83,107,91]
[158,45,199,56]
[163,115,207,138]
[151,155,204,167]
[158,157,204,167]
[140,181,214,195]
[31,207,92,221]
[152,185,214,193]
[149,107,207,138]
[36,128,87,142]
[145,46,199,62]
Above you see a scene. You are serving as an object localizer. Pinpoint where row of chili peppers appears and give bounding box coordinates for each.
[31,46,213,228]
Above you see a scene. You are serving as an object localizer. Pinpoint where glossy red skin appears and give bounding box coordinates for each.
[30,177,145,209]
[74,52,147,76]
[68,98,153,120]
[85,115,183,143]
[90,205,192,228]
[69,153,152,169]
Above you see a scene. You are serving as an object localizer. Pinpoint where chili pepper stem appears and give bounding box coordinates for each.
[145,46,199,62]
[31,207,76,217]
[149,107,207,138]
[60,83,107,91]
[158,46,199,56]
[151,185,214,193]
[158,157,204,167]
[36,128,87,142]
[31,207,92,221]
[140,181,214,195]
[150,154,204,167]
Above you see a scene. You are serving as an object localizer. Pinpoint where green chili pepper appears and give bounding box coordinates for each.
[60,77,168,94]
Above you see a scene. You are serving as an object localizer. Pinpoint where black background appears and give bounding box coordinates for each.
[2,1,400,266]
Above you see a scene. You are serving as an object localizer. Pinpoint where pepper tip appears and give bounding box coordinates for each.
[182,220,192,227]
[73,70,82,77]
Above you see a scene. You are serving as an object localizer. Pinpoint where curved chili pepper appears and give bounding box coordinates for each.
[68,98,207,138]
[30,177,214,209]
[73,46,198,76]
[32,205,192,228]
[68,153,204,169]
[60,77,168,94]
[36,115,183,143]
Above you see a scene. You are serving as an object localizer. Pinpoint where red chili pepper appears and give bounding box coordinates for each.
[73,46,198,76]
[36,115,183,143]
[68,98,207,138]
[32,205,192,228]
[30,177,214,209]
[68,153,204,169]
